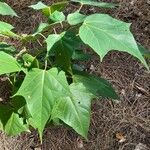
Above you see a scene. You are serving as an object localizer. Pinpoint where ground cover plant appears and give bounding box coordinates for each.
[0,0,149,142]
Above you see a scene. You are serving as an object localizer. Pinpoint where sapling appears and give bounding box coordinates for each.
[0,0,149,141]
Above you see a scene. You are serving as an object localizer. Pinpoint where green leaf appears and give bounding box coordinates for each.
[46,32,66,52]
[138,43,150,59]
[79,14,149,70]
[4,112,29,136]
[0,21,14,31]
[0,21,18,37]
[0,121,3,131]
[0,21,13,34]
[45,1,68,15]
[0,104,12,131]
[23,53,39,69]
[15,68,70,139]
[33,22,49,36]
[0,42,16,54]
[67,12,86,25]
[0,2,18,16]
[52,83,93,139]
[29,1,47,10]
[29,1,68,17]
[51,32,82,73]
[72,64,85,72]
[0,104,29,136]
[0,52,21,75]
[71,0,118,8]
[72,49,91,61]
[73,71,119,99]
[49,11,65,23]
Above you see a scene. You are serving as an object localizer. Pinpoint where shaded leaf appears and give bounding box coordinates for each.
[52,32,82,73]
[0,42,16,54]
[138,43,150,59]
[72,49,91,61]
[73,71,119,99]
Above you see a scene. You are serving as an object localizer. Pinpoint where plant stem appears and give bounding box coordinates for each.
[38,33,46,40]
[44,59,48,70]
[78,4,83,12]
[53,28,57,34]
[15,47,26,59]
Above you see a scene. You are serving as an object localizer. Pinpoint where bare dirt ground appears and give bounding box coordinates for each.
[0,0,150,150]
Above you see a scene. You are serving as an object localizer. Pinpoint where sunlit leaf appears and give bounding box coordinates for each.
[15,68,70,139]
[46,32,65,52]
[29,1,68,17]
[71,0,118,8]
[52,83,94,139]
[67,12,86,25]
[33,22,49,36]
[29,1,47,10]
[49,11,65,23]
[0,2,17,16]
[0,52,21,75]
[0,21,18,37]
[79,14,149,69]
[0,104,29,136]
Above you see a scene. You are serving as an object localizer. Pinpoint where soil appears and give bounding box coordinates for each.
[0,0,150,150]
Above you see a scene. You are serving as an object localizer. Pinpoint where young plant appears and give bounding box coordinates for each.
[0,0,149,141]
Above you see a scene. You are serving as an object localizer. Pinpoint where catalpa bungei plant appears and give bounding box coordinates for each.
[0,0,149,141]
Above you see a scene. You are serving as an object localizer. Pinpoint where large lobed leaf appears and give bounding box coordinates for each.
[52,83,93,139]
[15,68,70,139]
[79,14,149,69]
[15,68,94,139]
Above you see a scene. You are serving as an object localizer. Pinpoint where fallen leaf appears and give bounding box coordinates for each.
[116,132,126,143]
